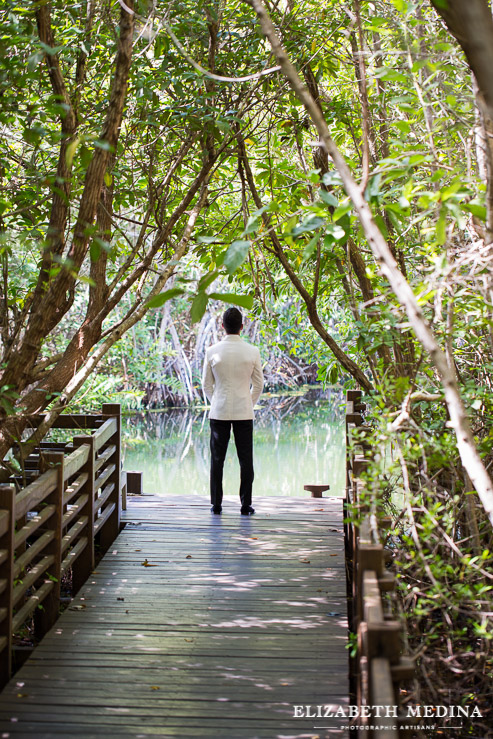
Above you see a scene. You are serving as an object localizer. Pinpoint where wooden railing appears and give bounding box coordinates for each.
[0,404,122,688]
[345,390,414,737]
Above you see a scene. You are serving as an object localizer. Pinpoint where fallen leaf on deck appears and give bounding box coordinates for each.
[330,553,338,557]
[117,597,124,601]
[299,558,311,563]
[69,604,86,611]
[186,555,192,559]
[150,686,160,690]
[250,537,258,540]
[184,638,194,642]
[17,694,28,698]
[141,559,158,567]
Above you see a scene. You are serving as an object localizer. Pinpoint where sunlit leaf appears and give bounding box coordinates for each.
[223,240,251,274]
[209,292,254,309]
[146,287,185,309]
[190,291,209,323]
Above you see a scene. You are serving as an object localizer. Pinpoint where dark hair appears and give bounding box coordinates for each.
[223,307,243,334]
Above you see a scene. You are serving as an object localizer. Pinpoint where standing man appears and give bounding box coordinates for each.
[202,307,264,515]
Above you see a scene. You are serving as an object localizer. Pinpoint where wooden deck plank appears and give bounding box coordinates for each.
[0,494,349,738]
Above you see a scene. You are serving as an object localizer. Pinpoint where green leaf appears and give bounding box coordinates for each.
[244,215,261,235]
[436,207,446,245]
[27,51,44,71]
[328,365,339,384]
[223,240,251,275]
[333,202,352,221]
[198,270,219,291]
[66,136,80,168]
[464,203,486,220]
[90,242,101,262]
[191,291,209,323]
[325,223,347,241]
[319,190,338,207]
[292,216,325,237]
[197,235,221,244]
[209,292,254,310]
[322,171,342,187]
[302,233,322,261]
[39,41,64,55]
[94,139,113,151]
[146,287,185,309]
[364,174,382,200]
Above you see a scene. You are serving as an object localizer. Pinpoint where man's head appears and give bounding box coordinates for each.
[223,307,243,335]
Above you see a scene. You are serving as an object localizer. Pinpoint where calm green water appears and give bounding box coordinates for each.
[121,391,345,499]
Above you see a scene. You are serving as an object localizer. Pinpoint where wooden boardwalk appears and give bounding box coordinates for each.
[0,494,349,738]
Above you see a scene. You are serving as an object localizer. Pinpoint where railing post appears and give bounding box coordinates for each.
[72,435,95,594]
[35,451,64,637]
[101,403,121,549]
[0,485,15,687]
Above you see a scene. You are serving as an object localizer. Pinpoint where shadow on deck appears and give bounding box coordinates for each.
[0,494,349,739]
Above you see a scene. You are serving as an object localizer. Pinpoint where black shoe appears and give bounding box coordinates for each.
[241,506,255,515]
[211,505,222,514]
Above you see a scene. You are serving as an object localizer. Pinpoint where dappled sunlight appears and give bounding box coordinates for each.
[209,615,328,630]
[0,494,349,737]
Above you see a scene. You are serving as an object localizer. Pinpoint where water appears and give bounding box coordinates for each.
[121,391,345,499]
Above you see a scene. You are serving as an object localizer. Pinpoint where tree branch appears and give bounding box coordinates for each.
[0,0,135,400]
[237,134,373,393]
[17,179,211,457]
[247,0,493,526]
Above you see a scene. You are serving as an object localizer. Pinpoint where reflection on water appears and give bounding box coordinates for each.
[122,390,345,498]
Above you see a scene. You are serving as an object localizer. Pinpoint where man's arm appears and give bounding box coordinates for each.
[250,349,264,407]
[202,352,215,402]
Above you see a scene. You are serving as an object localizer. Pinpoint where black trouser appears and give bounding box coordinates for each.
[210,419,254,508]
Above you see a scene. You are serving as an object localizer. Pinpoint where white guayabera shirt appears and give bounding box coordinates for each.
[202,335,264,420]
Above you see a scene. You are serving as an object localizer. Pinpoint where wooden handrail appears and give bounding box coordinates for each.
[63,444,90,481]
[94,417,117,451]
[345,390,415,737]
[15,468,58,520]
[0,511,8,539]
[0,403,124,688]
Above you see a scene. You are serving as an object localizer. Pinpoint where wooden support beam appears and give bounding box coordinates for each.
[370,657,399,737]
[72,436,95,595]
[126,470,143,495]
[390,656,415,682]
[346,389,362,401]
[121,471,127,511]
[0,485,14,688]
[364,621,402,664]
[34,451,64,637]
[100,404,121,549]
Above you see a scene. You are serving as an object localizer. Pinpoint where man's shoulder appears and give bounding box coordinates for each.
[206,337,260,356]
[245,339,260,354]
[239,338,260,354]
[243,339,261,352]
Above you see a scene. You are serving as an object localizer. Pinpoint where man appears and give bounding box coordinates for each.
[202,307,264,515]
